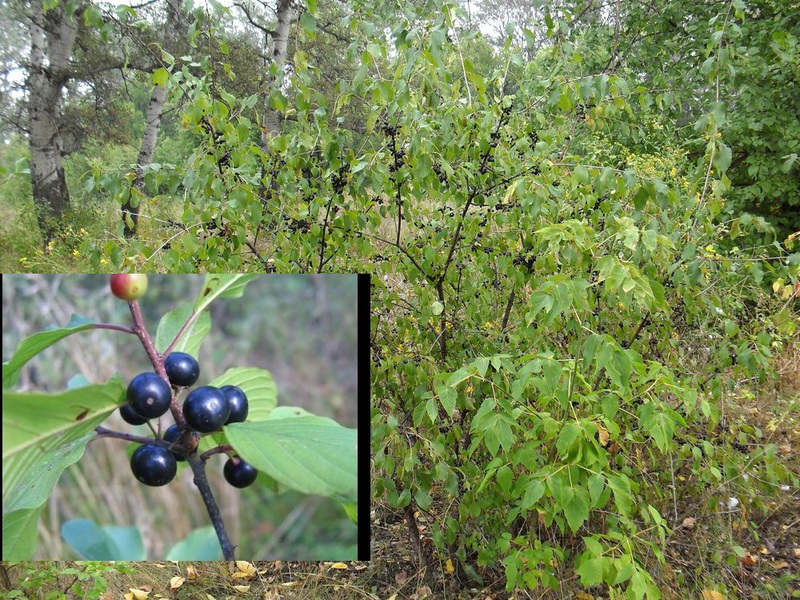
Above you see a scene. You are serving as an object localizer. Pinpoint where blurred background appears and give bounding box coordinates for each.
[2,274,359,560]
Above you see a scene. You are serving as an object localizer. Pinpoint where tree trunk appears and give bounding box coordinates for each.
[123,0,186,237]
[123,79,167,237]
[27,0,81,245]
[260,0,299,148]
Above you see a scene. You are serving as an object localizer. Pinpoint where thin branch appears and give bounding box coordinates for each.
[188,452,236,559]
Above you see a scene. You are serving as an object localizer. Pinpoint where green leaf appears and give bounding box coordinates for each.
[152,67,169,87]
[337,497,358,524]
[154,303,211,355]
[3,377,122,558]
[3,379,124,511]
[521,478,546,509]
[496,465,514,493]
[588,472,605,506]
[2,508,41,560]
[61,520,145,560]
[224,416,357,498]
[210,367,278,423]
[577,555,611,587]
[564,487,590,533]
[436,385,457,417]
[166,526,222,560]
[194,275,262,312]
[714,141,732,173]
[556,423,581,458]
[299,10,316,35]
[2,314,94,389]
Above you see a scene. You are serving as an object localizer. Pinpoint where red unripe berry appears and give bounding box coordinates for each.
[110,274,148,301]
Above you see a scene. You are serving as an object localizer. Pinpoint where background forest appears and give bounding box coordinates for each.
[1,0,799,597]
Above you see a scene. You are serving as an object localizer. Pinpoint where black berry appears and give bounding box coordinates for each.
[119,403,148,425]
[183,386,230,433]
[223,457,258,488]
[220,385,249,424]
[130,443,177,486]
[164,424,188,461]
[127,372,172,419]
[164,352,200,387]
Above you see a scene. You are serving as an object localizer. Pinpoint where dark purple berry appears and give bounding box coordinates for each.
[127,372,172,419]
[119,403,148,425]
[182,386,230,433]
[164,352,200,387]
[223,457,258,488]
[130,443,177,486]
[220,385,249,424]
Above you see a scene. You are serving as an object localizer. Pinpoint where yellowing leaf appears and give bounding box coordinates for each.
[232,585,251,594]
[595,421,610,447]
[701,591,725,600]
[236,560,256,575]
[329,562,349,570]
[128,589,149,600]
[169,577,185,590]
[152,67,169,87]
[444,558,454,574]
[186,564,198,580]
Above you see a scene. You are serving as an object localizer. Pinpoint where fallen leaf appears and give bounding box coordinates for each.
[231,585,250,594]
[329,563,349,570]
[445,558,454,574]
[682,517,696,530]
[702,590,725,600]
[169,577,185,590]
[414,585,431,599]
[128,589,149,600]
[234,561,256,578]
[186,564,198,580]
[741,553,758,567]
[395,571,408,585]
[773,561,790,569]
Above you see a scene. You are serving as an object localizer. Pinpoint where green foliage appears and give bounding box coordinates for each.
[0,561,135,600]
[79,0,800,590]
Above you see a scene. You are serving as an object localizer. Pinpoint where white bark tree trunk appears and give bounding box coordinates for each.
[123,0,186,237]
[260,0,299,148]
[27,0,81,244]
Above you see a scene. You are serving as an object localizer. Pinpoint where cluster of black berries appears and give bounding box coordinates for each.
[120,352,257,489]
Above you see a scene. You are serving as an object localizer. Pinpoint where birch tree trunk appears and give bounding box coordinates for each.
[123,0,186,237]
[260,0,298,149]
[27,0,81,245]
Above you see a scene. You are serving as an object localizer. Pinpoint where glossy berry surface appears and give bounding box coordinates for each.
[220,385,249,424]
[119,403,148,425]
[110,274,148,301]
[163,424,187,461]
[223,457,258,488]
[183,386,230,433]
[164,352,200,387]
[127,372,172,419]
[130,443,177,486]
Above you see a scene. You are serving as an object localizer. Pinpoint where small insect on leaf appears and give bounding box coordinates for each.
[75,408,90,421]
